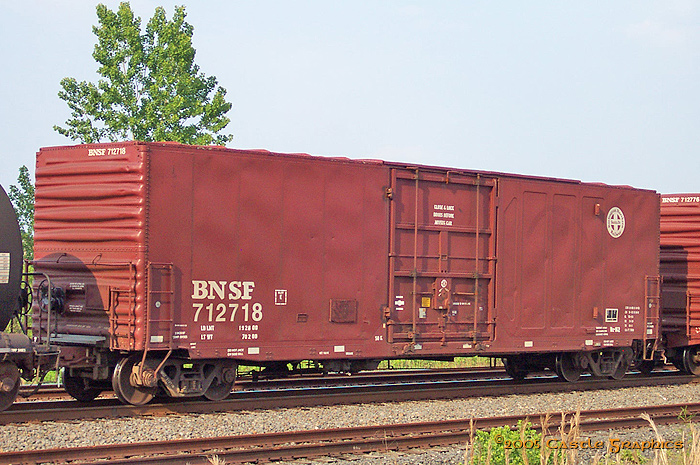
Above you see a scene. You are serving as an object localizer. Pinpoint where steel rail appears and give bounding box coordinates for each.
[15,366,508,402]
[0,371,695,425]
[13,364,680,403]
[2,402,698,465]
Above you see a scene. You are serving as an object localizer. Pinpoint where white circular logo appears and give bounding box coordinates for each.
[606,207,625,238]
[440,279,448,289]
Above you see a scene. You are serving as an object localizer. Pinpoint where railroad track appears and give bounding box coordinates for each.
[15,366,508,402]
[2,370,695,425]
[3,402,697,464]
[14,365,681,403]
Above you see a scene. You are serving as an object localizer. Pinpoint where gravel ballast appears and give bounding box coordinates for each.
[2,383,700,463]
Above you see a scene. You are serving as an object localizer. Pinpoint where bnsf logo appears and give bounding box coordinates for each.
[190,280,263,325]
[191,280,255,300]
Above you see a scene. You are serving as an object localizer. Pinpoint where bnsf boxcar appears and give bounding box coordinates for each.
[33,142,660,405]
[660,194,700,373]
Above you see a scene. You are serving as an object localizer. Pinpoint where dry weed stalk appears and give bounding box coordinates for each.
[206,455,226,465]
[540,413,553,465]
[520,419,530,465]
[465,418,475,465]
[689,424,700,465]
[642,412,669,465]
[678,417,700,465]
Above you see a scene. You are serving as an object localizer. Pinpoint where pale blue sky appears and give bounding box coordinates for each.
[1,1,698,193]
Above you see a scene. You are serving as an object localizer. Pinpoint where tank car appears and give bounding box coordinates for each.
[32,142,660,405]
[660,194,700,373]
[0,184,57,410]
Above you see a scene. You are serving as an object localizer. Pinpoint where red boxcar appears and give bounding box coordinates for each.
[33,142,660,404]
[660,194,700,374]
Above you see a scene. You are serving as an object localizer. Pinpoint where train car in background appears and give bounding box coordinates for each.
[660,194,700,374]
[0,184,57,410]
[32,142,660,405]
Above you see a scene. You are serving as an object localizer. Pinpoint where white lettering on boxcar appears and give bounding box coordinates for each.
[433,204,455,227]
[88,148,106,157]
[88,147,126,156]
[108,147,126,155]
[623,306,639,333]
[191,280,263,327]
[191,280,255,300]
[434,219,453,226]
[663,196,700,204]
[275,290,288,305]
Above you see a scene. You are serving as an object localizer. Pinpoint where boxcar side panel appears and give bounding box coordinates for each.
[146,146,392,361]
[493,178,659,353]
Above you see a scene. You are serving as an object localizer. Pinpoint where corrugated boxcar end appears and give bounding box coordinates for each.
[660,194,700,376]
[33,143,149,354]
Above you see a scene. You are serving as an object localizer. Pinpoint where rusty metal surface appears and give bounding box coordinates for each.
[660,194,700,347]
[33,142,659,364]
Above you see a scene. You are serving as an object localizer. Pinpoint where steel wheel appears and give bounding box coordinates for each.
[609,358,629,380]
[502,357,528,381]
[112,355,156,406]
[555,353,582,382]
[63,371,102,402]
[670,354,687,373]
[0,362,20,411]
[634,360,655,376]
[203,365,236,401]
[203,379,234,401]
[683,347,700,376]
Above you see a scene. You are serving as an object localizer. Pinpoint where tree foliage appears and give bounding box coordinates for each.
[8,166,34,261]
[54,2,233,145]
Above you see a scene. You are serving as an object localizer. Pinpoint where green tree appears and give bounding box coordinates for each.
[8,166,34,261]
[54,2,232,145]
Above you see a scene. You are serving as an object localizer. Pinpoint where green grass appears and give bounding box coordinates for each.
[236,356,497,377]
[379,356,497,370]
